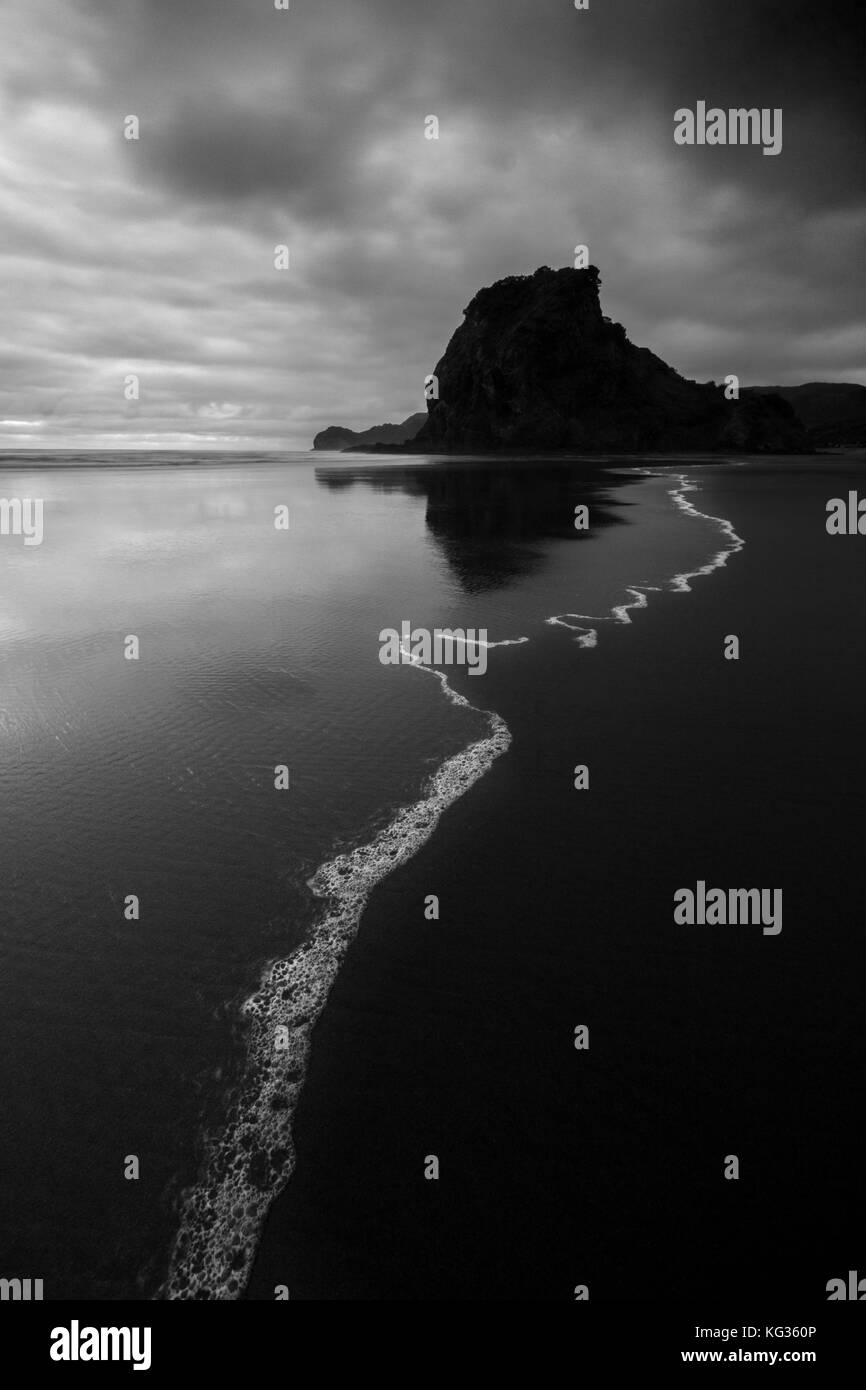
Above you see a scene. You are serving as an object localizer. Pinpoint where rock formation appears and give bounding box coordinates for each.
[413,266,809,453]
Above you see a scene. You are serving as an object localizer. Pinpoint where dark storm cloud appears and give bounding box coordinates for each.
[110,0,866,213]
[135,101,360,214]
[0,0,863,448]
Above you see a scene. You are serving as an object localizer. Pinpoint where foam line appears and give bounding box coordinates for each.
[544,615,598,647]
[162,660,512,1300]
[666,473,745,591]
[546,470,744,640]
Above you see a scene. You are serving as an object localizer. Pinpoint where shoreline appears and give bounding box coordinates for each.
[331,445,819,459]
[229,466,746,1299]
[242,457,866,1299]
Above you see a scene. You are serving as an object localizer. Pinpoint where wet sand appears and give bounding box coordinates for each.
[246,456,866,1300]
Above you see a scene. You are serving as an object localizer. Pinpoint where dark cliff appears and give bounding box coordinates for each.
[413,266,810,454]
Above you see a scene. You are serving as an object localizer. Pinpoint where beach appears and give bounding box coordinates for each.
[245,455,866,1300]
[1,451,863,1301]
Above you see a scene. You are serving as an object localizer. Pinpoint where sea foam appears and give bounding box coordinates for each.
[162,659,512,1300]
[546,471,744,642]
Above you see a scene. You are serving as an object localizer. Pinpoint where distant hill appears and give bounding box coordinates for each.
[312,413,426,451]
[745,384,866,447]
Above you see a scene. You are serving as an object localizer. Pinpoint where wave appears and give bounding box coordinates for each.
[666,473,745,590]
[545,470,744,642]
[162,661,513,1299]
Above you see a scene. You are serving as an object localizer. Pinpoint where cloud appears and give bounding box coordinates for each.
[0,0,863,449]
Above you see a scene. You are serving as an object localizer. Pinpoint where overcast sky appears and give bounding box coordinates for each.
[0,0,863,450]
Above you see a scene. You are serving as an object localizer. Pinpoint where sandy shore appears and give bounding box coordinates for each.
[246,456,866,1300]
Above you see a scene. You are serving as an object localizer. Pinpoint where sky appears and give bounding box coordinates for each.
[0,0,863,450]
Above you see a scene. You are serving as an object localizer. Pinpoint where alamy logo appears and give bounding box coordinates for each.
[826,492,866,534]
[50,1321,152,1371]
[826,1270,866,1299]
[674,882,782,935]
[674,103,782,156]
[0,497,43,545]
[0,1276,43,1299]
[379,621,488,675]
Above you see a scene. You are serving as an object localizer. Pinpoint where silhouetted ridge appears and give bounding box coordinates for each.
[745,383,866,448]
[312,413,426,451]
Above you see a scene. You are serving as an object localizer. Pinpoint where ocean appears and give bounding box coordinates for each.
[1,450,863,1300]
